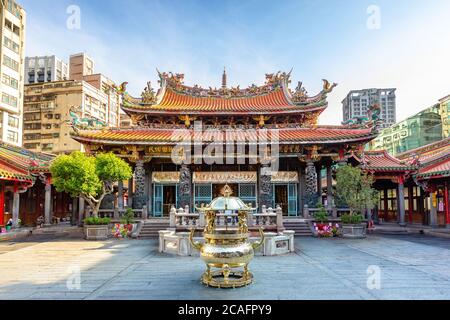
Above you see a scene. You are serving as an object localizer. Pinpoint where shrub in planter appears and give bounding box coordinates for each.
[83,217,111,240]
[340,214,364,225]
[335,165,377,239]
[84,217,111,225]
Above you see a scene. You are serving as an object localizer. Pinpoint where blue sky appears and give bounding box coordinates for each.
[20,0,450,124]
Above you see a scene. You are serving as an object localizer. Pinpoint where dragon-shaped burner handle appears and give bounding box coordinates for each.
[189,228,202,251]
[252,227,265,250]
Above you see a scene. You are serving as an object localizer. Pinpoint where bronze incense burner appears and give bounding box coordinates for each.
[190,185,264,288]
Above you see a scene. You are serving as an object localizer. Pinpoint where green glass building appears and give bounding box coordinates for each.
[370,104,443,155]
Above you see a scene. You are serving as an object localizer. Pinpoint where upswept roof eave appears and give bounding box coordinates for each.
[356,150,416,172]
[70,127,376,146]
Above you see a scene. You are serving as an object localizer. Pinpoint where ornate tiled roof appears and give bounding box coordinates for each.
[0,143,54,183]
[416,157,450,179]
[0,161,34,183]
[71,126,376,145]
[397,138,450,165]
[119,71,337,115]
[358,150,415,172]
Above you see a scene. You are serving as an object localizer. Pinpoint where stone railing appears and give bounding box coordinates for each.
[169,205,283,231]
[303,205,351,219]
[93,206,148,220]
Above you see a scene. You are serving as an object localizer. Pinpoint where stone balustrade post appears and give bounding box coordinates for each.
[263,233,277,256]
[158,230,172,253]
[113,208,119,220]
[332,207,338,218]
[185,205,190,215]
[199,210,205,228]
[276,205,284,231]
[169,205,176,228]
[177,232,191,256]
[303,205,309,218]
[142,205,148,220]
[247,212,254,227]
[283,230,296,252]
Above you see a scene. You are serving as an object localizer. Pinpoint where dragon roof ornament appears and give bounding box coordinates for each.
[342,104,382,133]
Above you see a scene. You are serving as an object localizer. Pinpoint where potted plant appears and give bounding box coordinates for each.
[335,164,378,239]
[84,216,111,240]
[313,205,341,238]
[120,208,137,238]
[50,151,132,240]
[313,204,329,237]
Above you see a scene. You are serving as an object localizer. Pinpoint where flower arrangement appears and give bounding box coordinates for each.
[112,223,131,239]
[314,222,341,238]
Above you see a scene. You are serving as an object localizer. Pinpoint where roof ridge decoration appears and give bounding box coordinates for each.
[117,70,337,109]
[341,104,382,133]
[66,106,108,133]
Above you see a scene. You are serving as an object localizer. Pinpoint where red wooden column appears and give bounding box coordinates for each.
[445,181,450,226]
[408,186,414,224]
[0,182,4,225]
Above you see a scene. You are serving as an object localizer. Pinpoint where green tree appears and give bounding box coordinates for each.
[335,164,378,216]
[50,152,132,217]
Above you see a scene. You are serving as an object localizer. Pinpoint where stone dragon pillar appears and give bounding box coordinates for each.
[305,161,318,206]
[178,164,192,211]
[259,164,272,209]
[133,160,147,209]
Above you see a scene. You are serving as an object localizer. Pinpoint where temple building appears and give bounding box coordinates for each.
[359,137,450,227]
[70,71,381,218]
[0,142,72,227]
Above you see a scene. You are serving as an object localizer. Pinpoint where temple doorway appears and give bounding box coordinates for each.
[153,184,178,217]
[163,185,176,217]
[274,185,288,215]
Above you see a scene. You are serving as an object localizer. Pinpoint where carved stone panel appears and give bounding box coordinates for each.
[305,161,319,206]
[178,164,192,209]
[133,160,147,209]
[259,165,272,208]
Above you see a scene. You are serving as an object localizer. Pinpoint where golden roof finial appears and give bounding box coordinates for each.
[222,67,227,89]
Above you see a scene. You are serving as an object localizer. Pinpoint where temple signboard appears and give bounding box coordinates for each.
[193,172,257,184]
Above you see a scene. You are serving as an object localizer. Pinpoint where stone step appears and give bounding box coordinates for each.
[138,222,169,239]
[283,221,313,236]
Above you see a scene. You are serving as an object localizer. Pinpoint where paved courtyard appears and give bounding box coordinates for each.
[1,231,450,300]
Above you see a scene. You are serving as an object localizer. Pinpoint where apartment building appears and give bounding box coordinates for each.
[22,52,122,154]
[0,0,26,146]
[24,55,68,84]
[342,88,396,129]
[23,80,121,154]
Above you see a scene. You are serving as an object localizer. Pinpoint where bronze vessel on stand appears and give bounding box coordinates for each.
[190,185,264,288]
